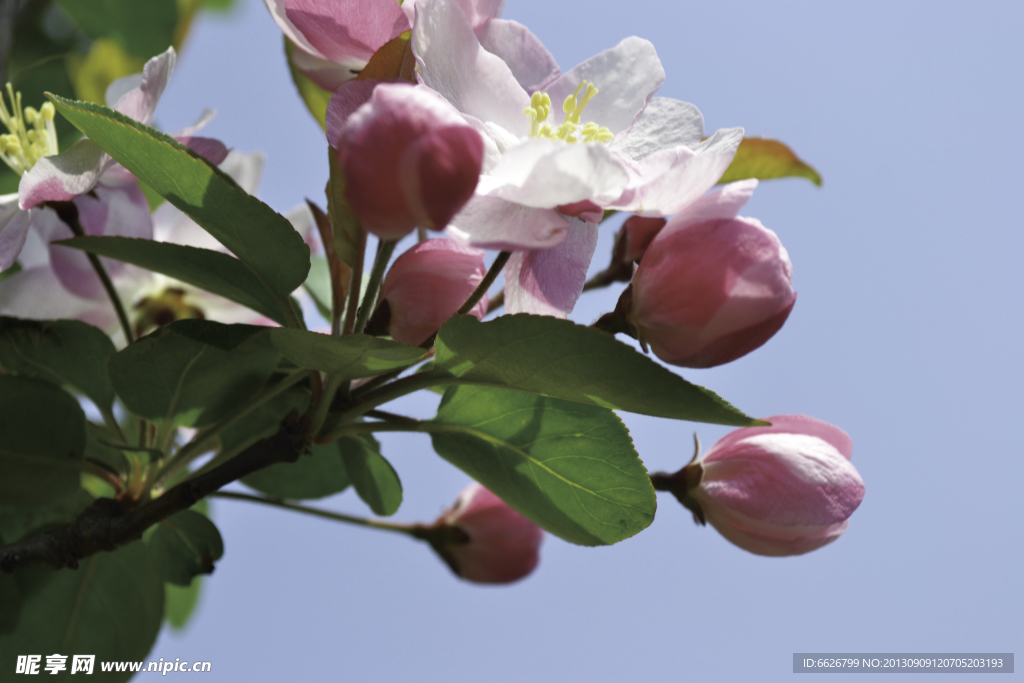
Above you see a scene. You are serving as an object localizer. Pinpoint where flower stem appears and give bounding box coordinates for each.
[341,232,366,336]
[209,491,424,538]
[353,239,396,335]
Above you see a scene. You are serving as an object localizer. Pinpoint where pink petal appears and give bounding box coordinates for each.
[18,139,109,209]
[0,263,114,329]
[326,80,382,149]
[650,179,757,247]
[175,136,230,166]
[291,37,370,91]
[285,0,410,65]
[263,0,329,59]
[109,48,176,126]
[399,124,484,230]
[503,218,597,317]
[413,0,531,138]
[706,415,855,463]
[446,195,568,251]
[543,37,664,137]
[0,198,31,271]
[475,19,560,91]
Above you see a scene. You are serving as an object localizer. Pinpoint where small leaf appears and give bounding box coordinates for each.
[327,149,365,270]
[0,490,94,545]
[429,385,656,546]
[718,137,822,186]
[49,94,310,304]
[270,328,425,379]
[285,36,331,130]
[165,578,202,630]
[1,542,164,680]
[433,315,759,426]
[55,237,290,325]
[0,376,86,506]
[356,31,415,82]
[340,435,402,516]
[304,255,334,321]
[0,317,117,412]
[85,422,130,475]
[109,320,281,429]
[243,440,351,500]
[0,261,21,282]
[149,510,225,586]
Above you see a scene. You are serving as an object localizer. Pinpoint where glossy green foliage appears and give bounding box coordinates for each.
[339,435,402,516]
[243,441,352,500]
[429,385,656,546]
[718,137,822,186]
[270,329,425,379]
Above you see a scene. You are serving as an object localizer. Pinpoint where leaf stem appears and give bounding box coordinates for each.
[353,239,396,335]
[209,491,424,538]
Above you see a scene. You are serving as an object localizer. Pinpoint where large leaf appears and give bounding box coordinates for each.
[1,542,164,681]
[270,329,425,379]
[340,435,402,516]
[285,36,331,130]
[55,0,178,58]
[429,385,656,546]
[165,579,202,630]
[217,386,309,466]
[0,376,86,506]
[49,95,310,304]
[432,315,759,426]
[149,510,225,586]
[109,321,281,428]
[0,317,116,412]
[242,440,351,500]
[0,490,94,545]
[718,137,822,186]
[55,237,289,325]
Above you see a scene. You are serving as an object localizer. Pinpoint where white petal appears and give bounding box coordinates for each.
[651,179,758,246]
[544,37,664,136]
[110,48,176,125]
[18,138,111,209]
[263,0,330,59]
[611,97,704,162]
[413,0,530,138]
[447,195,568,250]
[475,19,560,92]
[0,196,30,271]
[503,218,598,317]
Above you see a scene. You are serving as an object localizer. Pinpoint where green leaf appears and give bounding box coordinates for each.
[243,440,351,500]
[84,422,130,476]
[327,149,365,269]
[718,137,822,186]
[55,237,291,325]
[285,36,332,130]
[429,385,655,546]
[165,578,202,630]
[0,573,19,634]
[49,94,310,305]
[0,376,86,506]
[433,315,759,426]
[149,510,225,586]
[270,328,425,379]
[55,0,178,58]
[304,255,333,321]
[0,490,94,545]
[0,317,116,412]
[340,434,402,516]
[216,386,309,465]
[109,321,281,429]
[1,542,164,680]
[0,261,21,282]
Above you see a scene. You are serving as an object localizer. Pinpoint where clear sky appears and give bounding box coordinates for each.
[149,1,1023,680]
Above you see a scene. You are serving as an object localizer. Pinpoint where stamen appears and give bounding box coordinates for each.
[523,80,613,145]
[0,83,59,175]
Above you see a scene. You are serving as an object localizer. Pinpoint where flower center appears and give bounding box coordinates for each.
[133,287,206,337]
[0,83,58,176]
[523,81,614,144]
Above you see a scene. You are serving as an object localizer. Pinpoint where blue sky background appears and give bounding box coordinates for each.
[148,1,1022,680]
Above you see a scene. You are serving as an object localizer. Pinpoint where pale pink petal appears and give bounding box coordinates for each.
[413,0,530,138]
[326,80,383,148]
[486,137,629,208]
[0,197,31,271]
[18,139,109,209]
[285,0,410,65]
[110,48,176,126]
[543,37,664,137]
[651,179,757,246]
[0,263,114,329]
[503,218,597,317]
[446,195,568,250]
[451,0,505,26]
[475,19,560,92]
[291,47,366,92]
[706,415,854,463]
[175,136,229,166]
[263,0,329,59]
[611,97,704,162]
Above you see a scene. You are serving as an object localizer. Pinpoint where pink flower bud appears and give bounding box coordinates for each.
[433,483,544,584]
[380,238,488,346]
[691,415,865,556]
[333,83,484,241]
[631,214,796,368]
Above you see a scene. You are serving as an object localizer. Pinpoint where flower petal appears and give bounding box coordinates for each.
[544,37,664,137]
[446,195,568,250]
[611,97,704,162]
[291,42,368,91]
[0,196,31,271]
[706,415,855,463]
[18,138,110,209]
[475,19,560,91]
[413,0,530,138]
[285,0,410,65]
[486,137,629,208]
[108,48,176,126]
[263,0,329,59]
[650,179,757,246]
[503,218,597,317]
[0,263,114,329]
[326,80,380,148]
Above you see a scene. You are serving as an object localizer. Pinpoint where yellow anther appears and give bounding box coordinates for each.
[40,102,55,121]
[24,107,38,125]
[523,80,613,145]
[0,82,59,175]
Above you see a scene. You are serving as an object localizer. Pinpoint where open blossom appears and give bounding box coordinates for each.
[430,483,543,584]
[265,0,559,92]
[630,179,797,368]
[380,237,487,345]
[659,416,865,557]
[411,0,744,317]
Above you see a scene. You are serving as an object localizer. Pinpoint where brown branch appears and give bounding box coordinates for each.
[0,414,308,574]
